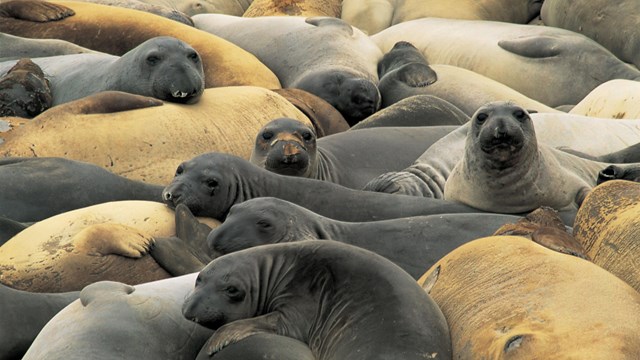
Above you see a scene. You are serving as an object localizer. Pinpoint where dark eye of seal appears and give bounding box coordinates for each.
[513,110,527,121]
[175,165,184,176]
[188,52,199,63]
[302,131,313,141]
[257,220,271,229]
[225,286,245,302]
[262,131,274,141]
[146,55,161,66]
[476,112,488,124]
[206,179,218,189]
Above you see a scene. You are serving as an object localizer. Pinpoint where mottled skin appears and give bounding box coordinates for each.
[0,36,205,106]
[208,197,521,278]
[182,240,452,358]
[0,58,52,118]
[161,152,482,222]
[250,118,456,188]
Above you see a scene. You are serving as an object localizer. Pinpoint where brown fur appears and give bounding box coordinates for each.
[243,0,341,17]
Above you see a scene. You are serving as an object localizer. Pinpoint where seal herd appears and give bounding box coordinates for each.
[1,0,640,358]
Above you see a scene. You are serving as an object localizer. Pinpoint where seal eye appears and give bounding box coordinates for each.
[195,275,202,286]
[302,131,313,141]
[225,286,245,302]
[188,52,199,63]
[476,112,488,124]
[257,220,271,229]
[262,131,274,141]
[146,55,161,66]
[513,110,527,121]
[206,179,218,189]
[175,165,184,176]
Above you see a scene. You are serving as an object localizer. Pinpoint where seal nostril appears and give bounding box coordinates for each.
[163,192,172,201]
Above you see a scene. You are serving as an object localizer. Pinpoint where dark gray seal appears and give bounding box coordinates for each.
[208,197,522,279]
[0,58,52,118]
[250,117,457,188]
[0,36,205,105]
[182,240,452,358]
[161,152,481,222]
[0,284,79,360]
[0,157,163,223]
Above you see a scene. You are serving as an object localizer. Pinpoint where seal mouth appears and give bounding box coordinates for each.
[481,139,523,153]
[165,89,199,104]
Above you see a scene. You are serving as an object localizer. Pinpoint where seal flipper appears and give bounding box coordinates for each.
[80,280,135,306]
[498,35,563,59]
[150,237,207,276]
[72,223,154,258]
[175,203,216,259]
[305,17,354,36]
[396,63,437,87]
[0,0,74,22]
[60,91,164,115]
[205,312,284,355]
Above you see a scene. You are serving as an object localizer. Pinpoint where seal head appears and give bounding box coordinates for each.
[250,118,317,177]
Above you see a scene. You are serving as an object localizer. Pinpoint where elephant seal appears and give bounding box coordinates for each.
[1,88,310,185]
[250,118,456,188]
[596,163,640,185]
[364,109,640,200]
[193,15,382,125]
[0,33,100,62]
[161,152,481,222]
[418,235,640,358]
[377,41,559,115]
[22,275,213,359]
[351,94,469,129]
[0,284,79,360]
[0,36,205,105]
[541,0,640,68]
[207,333,314,360]
[0,0,281,89]
[182,240,452,358]
[444,102,600,213]
[0,201,216,292]
[0,58,52,118]
[243,0,341,17]
[371,17,640,107]
[140,0,253,16]
[569,79,640,120]
[0,157,164,223]
[573,180,640,292]
[207,197,521,278]
[341,0,542,35]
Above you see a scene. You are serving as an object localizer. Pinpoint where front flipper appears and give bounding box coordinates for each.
[150,236,207,276]
[174,204,216,258]
[0,0,74,22]
[362,170,442,197]
[395,62,437,87]
[205,312,285,355]
[73,223,154,258]
[498,35,563,59]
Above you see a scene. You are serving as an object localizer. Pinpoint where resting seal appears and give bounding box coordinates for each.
[0,36,205,105]
[418,236,640,358]
[193,15,382,125]
[0,33,99,62]
[208,197,521,278]
[0,58,52,118]
[161,152,480,222]
[444,102,600,213]
[371,18,640,107]
[250,118,456,188]
[182,240,452,358]
[22,275,213,359]
[569,79,640,120]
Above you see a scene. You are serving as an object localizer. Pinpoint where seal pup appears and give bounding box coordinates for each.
[250,118,455,188]
[182,240,452,358]
[161,152,481,222]
[444,102,601,213]
[207,197,521,279]
[0,58,52,118]
[0,36,205,105]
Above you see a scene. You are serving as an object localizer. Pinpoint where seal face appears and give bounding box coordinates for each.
[250,118,317,177]
[123,36,205,104]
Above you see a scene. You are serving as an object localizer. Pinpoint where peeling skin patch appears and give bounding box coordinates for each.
[0,120,10,132]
